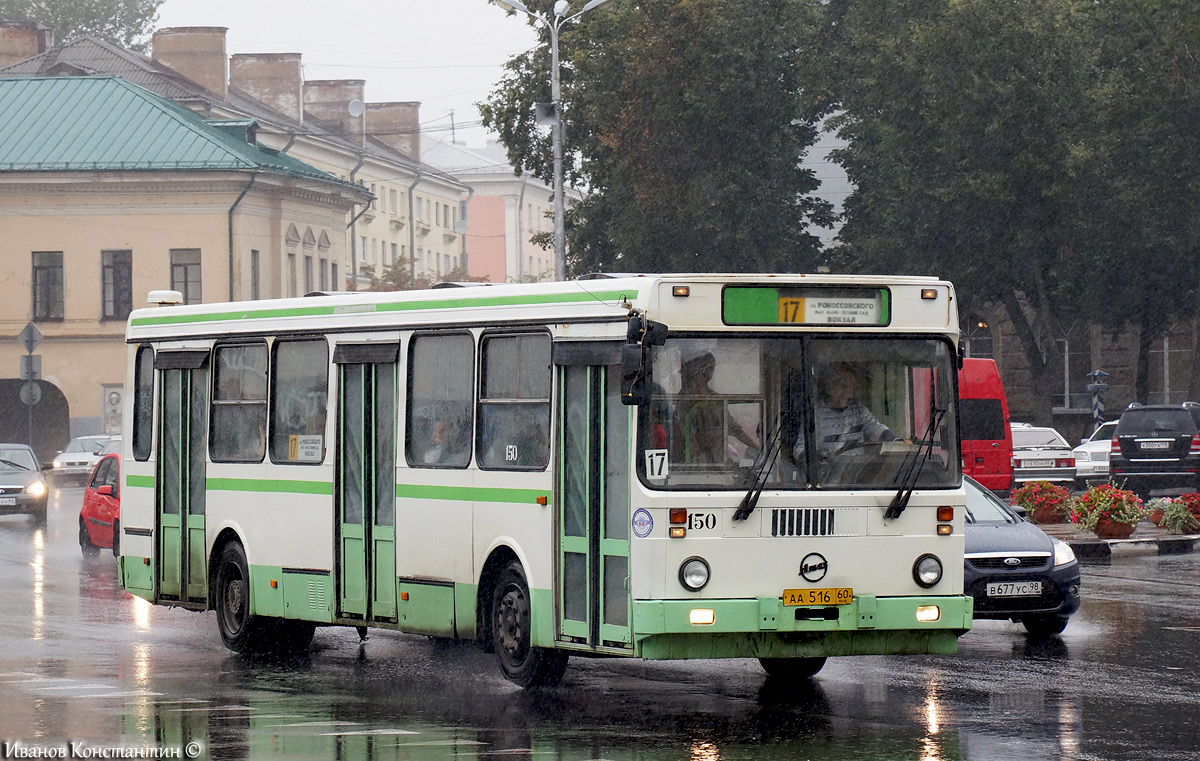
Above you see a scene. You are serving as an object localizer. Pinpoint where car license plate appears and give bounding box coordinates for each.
[1140,441,1170,450]
[986,581,1042,597]
[782,588,853,606]
[0,497,15,506]
[1021,459,1054,468]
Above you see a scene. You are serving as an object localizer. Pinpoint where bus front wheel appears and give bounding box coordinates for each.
[491,561,568,688]
[758,656,827,679]
[215,541,271,653]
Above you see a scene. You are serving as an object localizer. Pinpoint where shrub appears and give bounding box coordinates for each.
[1161,500,1200,535]
[1011,481,1071,523]
[1070,484,1146,532]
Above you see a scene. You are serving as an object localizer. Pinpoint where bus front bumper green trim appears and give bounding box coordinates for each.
[632,595,973,660]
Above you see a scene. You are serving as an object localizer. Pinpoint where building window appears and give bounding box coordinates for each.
[1148,325,1191,405]
[100,250,133,321]
[1053,323,1091,410]
[304,255,313,294]
[250,250,260,300]
[359,236,367,261]
[319,258,328,291]
[477,332,551,470]
[169,249,202,305]
[331,262,339,290]
[287,254,297,298]
[390,189,397,213]
[391,242,398,266]
[210,343,268,463]
[31,251,64,321]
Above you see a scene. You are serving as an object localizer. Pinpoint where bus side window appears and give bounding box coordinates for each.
[270,338,329,464]
[477,333,550,471]
[407,333,473,468]
[211,343,268,463]
[132,345,154,461]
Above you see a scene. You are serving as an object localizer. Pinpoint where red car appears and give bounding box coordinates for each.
[79,453,121,556]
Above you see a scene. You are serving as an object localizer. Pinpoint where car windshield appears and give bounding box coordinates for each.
[1087,422,1117,443]
[639,335,959,490]
[63,436,109,454]
[1118,410,1193,436]
[0,447,37,471]
[964,479,1019,524]
[1012,428,1067,448]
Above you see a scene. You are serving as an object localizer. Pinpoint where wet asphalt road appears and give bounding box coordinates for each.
[1,488,1199,761]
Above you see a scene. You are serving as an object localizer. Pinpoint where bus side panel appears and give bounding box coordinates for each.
[394,467,476,637]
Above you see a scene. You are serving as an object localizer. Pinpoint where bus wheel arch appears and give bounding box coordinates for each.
[477,546,520,652]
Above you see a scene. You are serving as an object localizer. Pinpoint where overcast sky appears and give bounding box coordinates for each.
[154,0,538,149]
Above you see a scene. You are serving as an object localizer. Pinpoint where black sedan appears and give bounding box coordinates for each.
[964,476,1081,636]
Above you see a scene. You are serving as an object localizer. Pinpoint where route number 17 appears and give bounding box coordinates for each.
[644,449,669,479]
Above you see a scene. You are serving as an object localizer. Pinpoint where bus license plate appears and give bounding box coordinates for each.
[782,588,853,606]
[987,581,1042,598]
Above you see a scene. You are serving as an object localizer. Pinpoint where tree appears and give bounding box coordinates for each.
[366,261,487,292]
[808,0,1115,418]
[0,0,163,52]
[480,0,835,276]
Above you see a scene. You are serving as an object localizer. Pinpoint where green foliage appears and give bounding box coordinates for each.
[1070,484,1146,532]
[480,0,834,276]
[0,0,164,52]
[366,262,487,292]
[1159,500,1200,535]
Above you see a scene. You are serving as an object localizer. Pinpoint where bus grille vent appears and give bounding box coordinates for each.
[771,508,839,537]
[308,580,327,611]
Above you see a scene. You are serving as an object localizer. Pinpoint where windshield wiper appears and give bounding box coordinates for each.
[733,420,783,522]
[0,458,30,470]
[884,407,946,521]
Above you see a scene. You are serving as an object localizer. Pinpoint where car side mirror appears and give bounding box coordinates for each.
[97,485,113,497]
[1012,505,1028,520]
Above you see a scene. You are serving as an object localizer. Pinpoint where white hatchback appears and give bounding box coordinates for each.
[51,435,115,483]
[1072,420,1117,489]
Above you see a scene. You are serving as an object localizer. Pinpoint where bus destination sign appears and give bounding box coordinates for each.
[723,286,890,326]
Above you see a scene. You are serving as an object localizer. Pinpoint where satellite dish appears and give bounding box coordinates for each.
[347,99,365,118]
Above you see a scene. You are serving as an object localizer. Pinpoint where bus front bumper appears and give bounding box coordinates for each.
[632,594,973,660]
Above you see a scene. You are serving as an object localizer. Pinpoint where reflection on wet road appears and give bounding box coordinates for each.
[2,489,1199,760]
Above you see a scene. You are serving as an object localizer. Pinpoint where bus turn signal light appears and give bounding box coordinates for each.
[670,508,687,524]
[936,506,954,521]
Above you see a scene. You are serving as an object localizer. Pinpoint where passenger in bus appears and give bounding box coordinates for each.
[671,352,759,463]
[794,362,899,466]
[423,419,464,465]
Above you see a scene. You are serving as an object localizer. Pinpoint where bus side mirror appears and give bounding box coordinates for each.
[620,344,650,406]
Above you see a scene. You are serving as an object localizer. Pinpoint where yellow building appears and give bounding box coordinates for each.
[0,74,370,456]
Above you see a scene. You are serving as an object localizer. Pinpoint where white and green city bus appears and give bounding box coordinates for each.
[118,274,972,687]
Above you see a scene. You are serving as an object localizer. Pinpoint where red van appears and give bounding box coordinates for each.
[958,358,1014,494]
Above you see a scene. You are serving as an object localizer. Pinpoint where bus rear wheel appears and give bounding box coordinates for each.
[215,541,272,653]
[758,656,827,679]
[492,561,568,688]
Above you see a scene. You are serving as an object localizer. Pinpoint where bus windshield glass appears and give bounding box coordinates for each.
[640,336,959,490]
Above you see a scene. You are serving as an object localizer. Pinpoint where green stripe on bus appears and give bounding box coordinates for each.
[130,290,632,327]
[396,483,549,505]
[206,478,335,495]
[126,474,154,488]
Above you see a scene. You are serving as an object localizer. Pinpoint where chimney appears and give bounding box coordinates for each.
[303,79,366,146]
[230,53,303,123]
[367,102,421,162]
[0,22,53,68]
[152,27,228,100]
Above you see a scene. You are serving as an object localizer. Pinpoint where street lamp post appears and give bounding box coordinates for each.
[496,0,613,280]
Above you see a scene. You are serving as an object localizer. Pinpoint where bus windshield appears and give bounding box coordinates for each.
[640,335,959,490]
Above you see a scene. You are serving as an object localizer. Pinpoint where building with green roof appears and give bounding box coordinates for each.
[0,74,371,447]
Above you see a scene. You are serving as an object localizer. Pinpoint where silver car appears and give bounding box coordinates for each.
[51,435,114,483]
[1010,424,1076,486]
[1073,420,1117,488]
[0,444,49,523]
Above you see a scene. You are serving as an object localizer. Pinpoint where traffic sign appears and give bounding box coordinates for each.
[19,354,40,380]
[17,321,43,354]
[20,381,40,406]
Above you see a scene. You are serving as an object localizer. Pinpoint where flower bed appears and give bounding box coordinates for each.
[1011,480,1072,524]
[1070,484,1146,535]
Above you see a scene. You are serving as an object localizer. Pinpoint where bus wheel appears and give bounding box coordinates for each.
[491,561,568,688]
[215,541,269,653]
[758,656,827,679]
[79,517,99,557]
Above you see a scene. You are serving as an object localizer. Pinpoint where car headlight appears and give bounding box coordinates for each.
[678,557,710,591]
[912,554,943,588]
[52,459,64,469]
[1052,538,1077,567]
[25,480,47,498]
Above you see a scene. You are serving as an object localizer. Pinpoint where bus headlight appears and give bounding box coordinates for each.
[678,557,710,591]
[912,554,943,588]
[1052,538,1077,567]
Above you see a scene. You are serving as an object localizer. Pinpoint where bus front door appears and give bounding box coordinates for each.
[557,365,633,650]
[156,361,209,606]
[335,354,398,624]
